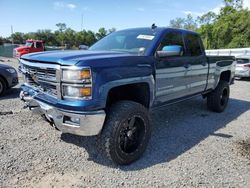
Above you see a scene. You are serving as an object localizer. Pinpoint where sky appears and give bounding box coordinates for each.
[0,0,250,37]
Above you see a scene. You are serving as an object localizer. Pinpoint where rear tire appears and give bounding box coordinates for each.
[207,80,230,113]
[0,77,6,96]
[98,100,151,165]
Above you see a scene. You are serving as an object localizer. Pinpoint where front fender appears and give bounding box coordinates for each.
[98,75,155,108]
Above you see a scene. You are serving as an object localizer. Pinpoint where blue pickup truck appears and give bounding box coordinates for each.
[19,27,236,165]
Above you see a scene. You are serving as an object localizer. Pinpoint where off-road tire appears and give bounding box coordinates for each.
[0,77,6,96]
[207,80,230,113]
[98,100,151,165]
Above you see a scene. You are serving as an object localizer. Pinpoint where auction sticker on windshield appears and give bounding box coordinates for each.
[137,35,155,40]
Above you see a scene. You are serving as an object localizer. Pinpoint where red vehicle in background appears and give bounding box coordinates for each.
[13,39,45,58]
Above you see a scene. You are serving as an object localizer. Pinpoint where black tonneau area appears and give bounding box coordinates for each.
[207,55,235,67]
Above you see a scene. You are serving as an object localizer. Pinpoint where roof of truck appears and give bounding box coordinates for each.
[119,27,198,35]
[26,39,44,42]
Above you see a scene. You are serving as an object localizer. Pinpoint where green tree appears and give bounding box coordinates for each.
[56,23,67,32]
[197,12,217,49]
[0,37,3,45]
[212,8,250,48]
[184,14,197,31]
[96,28,107,40]
[169,17,185,28]
[169,14,197,31]
[169,0,250,49]
[64,28,76,48]
[11,32,25,44]
[108,28,116,34]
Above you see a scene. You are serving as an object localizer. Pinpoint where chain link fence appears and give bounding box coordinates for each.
[0,44,20,57]
[0,44,66,58]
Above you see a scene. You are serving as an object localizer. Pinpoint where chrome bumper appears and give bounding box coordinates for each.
[20,91,106,136]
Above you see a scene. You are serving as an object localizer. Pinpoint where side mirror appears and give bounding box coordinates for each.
[156,45,183,58]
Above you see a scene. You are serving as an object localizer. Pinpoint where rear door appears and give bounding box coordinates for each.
[184,33,208,94]
[154,30,189,104]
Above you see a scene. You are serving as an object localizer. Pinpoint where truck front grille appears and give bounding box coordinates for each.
[21,63,59,98]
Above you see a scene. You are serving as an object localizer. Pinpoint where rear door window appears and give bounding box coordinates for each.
[185,34,203,56]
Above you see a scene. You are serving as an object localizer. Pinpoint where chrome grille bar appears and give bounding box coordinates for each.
[20,59,61,99]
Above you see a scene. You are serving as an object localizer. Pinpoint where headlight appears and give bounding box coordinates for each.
[63,85,92,99]
[62,69,91,82]
[6,68,16,74]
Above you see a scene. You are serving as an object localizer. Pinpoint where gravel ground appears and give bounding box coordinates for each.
[0,57,250,187]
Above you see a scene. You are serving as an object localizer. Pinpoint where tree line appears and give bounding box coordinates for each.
[0,0,249,49]
[0,24,116,48]
[169,0,250,49]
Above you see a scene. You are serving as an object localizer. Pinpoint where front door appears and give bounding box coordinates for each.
[154,31,189,105]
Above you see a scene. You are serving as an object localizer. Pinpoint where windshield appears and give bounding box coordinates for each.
[89,29,158,55]
[25,42,33,47]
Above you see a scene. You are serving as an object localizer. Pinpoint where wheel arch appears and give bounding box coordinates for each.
[220,70,231,83]
[102,76,155,109]
[0,74,8,88]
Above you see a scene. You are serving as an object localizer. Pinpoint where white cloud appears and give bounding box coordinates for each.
[67,3,76,10]
[182,11,204,17]
[54,1,64,9]
[243,0,250,9]
[211,3,223,14]
[210,0,250,15]
[53,2,77,10]
[136,7,145,12]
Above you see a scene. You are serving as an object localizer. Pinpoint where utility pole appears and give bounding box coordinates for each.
[11,25,14,44]
[81,13,83,31]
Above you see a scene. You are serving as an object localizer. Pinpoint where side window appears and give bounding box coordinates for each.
[36,42,43,48]
[159,31,185,54]
[186,34,203,56]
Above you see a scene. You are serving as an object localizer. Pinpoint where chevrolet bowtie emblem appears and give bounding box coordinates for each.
[31,73,39,83]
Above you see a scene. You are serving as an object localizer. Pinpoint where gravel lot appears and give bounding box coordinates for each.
[0,57,250,187]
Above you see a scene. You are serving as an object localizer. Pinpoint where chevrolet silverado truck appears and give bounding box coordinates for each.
[14,39,45,58]
[19,27,236,165]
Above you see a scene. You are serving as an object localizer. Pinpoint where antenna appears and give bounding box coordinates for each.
[81,14,83,31]
[11,25,14,44]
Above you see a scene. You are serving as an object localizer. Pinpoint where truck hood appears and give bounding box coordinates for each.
[15,46,30,52]
[21,50,133,66]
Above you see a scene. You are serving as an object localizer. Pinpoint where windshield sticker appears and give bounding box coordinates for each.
[137,35,155,40]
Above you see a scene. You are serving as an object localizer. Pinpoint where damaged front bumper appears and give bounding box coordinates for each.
[20,90,106,136]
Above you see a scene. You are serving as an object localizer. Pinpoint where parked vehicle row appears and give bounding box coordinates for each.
[235,56,250,79]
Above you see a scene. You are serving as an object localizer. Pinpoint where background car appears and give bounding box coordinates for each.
[78,45,89,50]
[235,56,250,79]
[0,64,18,96]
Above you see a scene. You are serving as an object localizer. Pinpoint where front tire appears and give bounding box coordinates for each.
[98,101,151,165]
[207,80,230,113]
[0,77,6,96]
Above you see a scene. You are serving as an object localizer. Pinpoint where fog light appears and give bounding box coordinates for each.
[70,117,80,124]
